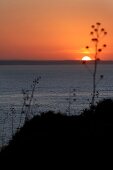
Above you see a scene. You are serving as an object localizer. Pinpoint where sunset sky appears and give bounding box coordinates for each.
[0,0,113,60]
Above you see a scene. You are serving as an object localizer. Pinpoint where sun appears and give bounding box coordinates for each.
[82,56,92,61]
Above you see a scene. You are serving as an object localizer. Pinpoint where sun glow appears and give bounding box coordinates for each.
[82,56,92,61]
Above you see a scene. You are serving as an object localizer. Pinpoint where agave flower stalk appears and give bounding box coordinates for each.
[86,22,107,106]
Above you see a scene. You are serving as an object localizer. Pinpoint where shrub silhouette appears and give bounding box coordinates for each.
[95,99,113,121]
[1,99,113,156]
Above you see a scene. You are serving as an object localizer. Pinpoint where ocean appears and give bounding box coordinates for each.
[0,62,113,145]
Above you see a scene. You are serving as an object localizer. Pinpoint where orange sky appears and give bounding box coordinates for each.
[0,0,113,60]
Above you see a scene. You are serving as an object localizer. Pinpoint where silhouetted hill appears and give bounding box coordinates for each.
[1,99,113,156]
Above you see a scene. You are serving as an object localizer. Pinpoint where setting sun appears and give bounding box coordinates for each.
[82,56,92,61]
[0,0,112,60]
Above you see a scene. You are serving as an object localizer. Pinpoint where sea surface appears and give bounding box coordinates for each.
[0,63,113,145]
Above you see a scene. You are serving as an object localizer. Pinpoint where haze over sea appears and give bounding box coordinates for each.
[0,60,113,145]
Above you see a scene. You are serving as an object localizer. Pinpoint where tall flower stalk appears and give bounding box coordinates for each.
[85,22,107,106]
[18,77,41,129]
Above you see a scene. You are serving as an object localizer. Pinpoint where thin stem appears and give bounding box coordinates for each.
[18,99,26,129]
[28,83,36,114]
[68,89,71,116]
[91,26,99,106]
[12,113,13,137]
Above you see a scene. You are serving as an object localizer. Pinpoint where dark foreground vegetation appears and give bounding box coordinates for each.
[1,99,113,156]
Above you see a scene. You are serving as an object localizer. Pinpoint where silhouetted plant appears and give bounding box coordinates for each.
[18,77,41,129]
[84,22,107,106]
[10,106,16,138]
[66,88,76,115]
[18,89,29,129]
[0,77,41,148]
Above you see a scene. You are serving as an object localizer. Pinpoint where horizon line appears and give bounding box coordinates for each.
[0,60,113,65]
[0,59,113,61]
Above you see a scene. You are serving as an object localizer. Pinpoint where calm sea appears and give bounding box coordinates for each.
[0,63,113,145]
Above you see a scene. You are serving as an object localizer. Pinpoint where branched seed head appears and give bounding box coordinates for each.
[86,22,107,60]
[90,32,94,35]
[96,22,101,26]
[103,44,107,48]
[94,29,98,32]
[101,28,104,32]
[91,25,95,28]
[98,49,102,52]
[86,46,89,49]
